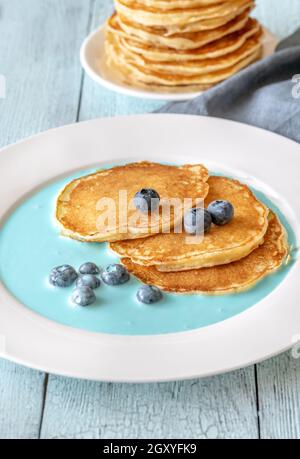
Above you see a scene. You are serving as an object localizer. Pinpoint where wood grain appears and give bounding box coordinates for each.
[257,353,300,439]
[0,0,92,147]
[0,360,45,439]
[253,0,300,38]
[41,369,258,439]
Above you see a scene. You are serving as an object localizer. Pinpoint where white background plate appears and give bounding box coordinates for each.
[80,26,278,101]
[0,115,299,382]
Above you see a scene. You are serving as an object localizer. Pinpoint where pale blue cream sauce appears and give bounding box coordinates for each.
[0,165,296,335]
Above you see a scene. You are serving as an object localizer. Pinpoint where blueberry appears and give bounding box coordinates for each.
[184,208,212,235]
[49,265,78,288]
[101,264,130,286]
[207,200,234,226]
[76,274,100,290]
[137,285,163,304]
[79,262,100,275]
[134,189,160,213]
[71,287,96,306]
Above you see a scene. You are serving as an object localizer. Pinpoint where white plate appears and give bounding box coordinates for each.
[0,115,299,382]
[80,26,278,101]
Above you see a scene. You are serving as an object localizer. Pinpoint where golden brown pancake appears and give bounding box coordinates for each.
[110,176,269,270]
[56,162,209,243]
[106,31,261,87]
[110,29,262,77]
[129,0,230,9]
[122,212,288,295]
[117,18,261,62]
[115,0,253,31]
[107,10,251,50]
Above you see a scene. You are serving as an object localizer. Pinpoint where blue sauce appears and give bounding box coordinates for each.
[0,166,297,336]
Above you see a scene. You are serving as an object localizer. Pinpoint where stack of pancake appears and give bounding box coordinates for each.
[56,162,288,295]
[104,0,263,92]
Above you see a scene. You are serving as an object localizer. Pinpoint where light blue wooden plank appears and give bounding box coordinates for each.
[253,0,300,39]
[0,0,92,147]
[0,0,92,438]
[257,352,300,439]
[0,360,45,439]
[41,369,258,439]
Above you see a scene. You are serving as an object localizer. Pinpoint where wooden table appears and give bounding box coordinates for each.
[0,0,300,439]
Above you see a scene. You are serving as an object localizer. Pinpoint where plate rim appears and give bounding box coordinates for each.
[80,25,279,101]
[0,114,299,382]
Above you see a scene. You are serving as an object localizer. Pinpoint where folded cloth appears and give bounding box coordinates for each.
[157,29,300,144]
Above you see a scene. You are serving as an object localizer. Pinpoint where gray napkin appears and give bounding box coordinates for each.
[158,29,300,143]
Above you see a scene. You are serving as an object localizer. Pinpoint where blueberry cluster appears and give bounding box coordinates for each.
[184,200,234,235]
[49,262,163,306]
[49,262,131,307]
[49,262,101,306]
[133,188,234,237]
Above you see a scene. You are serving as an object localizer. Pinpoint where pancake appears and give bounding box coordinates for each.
[115,0,253,31]
[122,212,288,295]
[120,4,254,36]
[130,0,228,9]
[106,34,261,87]
[116,6,255,37]
[118,18,260,62]
[107,10,251,50]
[111,29,262,77]
[110,176,269,270]
[56,162,209,243]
